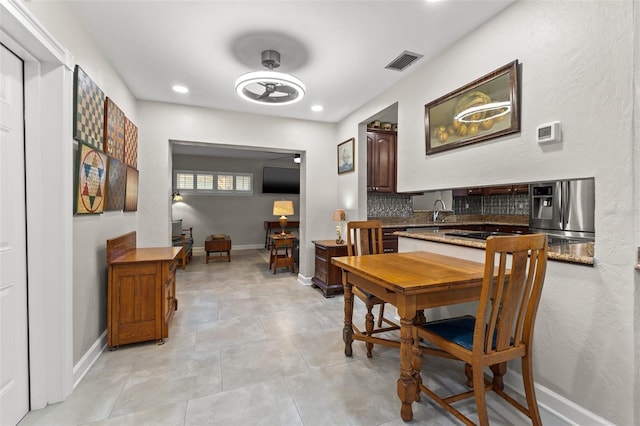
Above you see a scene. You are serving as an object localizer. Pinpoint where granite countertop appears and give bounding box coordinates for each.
[373,213,530,228]
[394,229,594,266]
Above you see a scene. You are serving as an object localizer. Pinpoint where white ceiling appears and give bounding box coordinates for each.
[66,0,515,126]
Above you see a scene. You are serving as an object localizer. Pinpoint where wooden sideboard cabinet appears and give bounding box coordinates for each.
[312,240,348,297]
[107,232,181,348]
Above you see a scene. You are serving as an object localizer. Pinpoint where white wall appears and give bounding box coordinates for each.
[136,101,337,278]
[22,1,139,370]
[339,2,636,424]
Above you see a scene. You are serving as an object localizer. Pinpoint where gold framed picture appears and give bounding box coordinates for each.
[425,60,520,155]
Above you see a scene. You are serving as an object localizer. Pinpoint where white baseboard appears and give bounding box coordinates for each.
[502,370,615,426]
[297,274,312,286]
[73,330,106,388]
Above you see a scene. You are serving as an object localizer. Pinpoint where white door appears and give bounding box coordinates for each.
[0,44,30,426]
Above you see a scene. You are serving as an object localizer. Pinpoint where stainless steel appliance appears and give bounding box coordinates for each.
[529,178,595,240]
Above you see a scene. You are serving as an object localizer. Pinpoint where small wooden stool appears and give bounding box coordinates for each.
[269,234,295,274]
[205,234,231,263]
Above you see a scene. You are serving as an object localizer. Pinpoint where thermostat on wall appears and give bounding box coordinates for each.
[536,121,562,143]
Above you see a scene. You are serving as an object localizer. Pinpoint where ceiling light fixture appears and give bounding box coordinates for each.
[172,85,189,94]
[235,50,305,106]
[311,105,323,112]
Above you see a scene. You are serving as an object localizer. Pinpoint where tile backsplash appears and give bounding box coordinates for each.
[367,193,413,217]
[368,192,529,218]
[453,193,529,216]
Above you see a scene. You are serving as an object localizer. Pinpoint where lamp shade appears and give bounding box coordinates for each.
[332,209,346,222]
[273,200,294,216]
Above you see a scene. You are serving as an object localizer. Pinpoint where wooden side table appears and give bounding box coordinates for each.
[312,240,348,297]
[205,235,232,263]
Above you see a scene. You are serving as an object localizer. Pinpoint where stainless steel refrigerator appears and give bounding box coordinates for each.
[529,178,595,239]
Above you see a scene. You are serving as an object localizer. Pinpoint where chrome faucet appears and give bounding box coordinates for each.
[433,199,447,223]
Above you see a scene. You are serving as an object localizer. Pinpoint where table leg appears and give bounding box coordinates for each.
[342,272,354,357]
[397,296,417,422]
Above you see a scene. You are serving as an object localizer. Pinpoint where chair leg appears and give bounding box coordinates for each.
[522,355,543,425]
[365,302,375,358]
[490,362,507,390]
[465,363,473,388]
[472,363,490,426]
[377,303,385,328]
[411,327,423,402]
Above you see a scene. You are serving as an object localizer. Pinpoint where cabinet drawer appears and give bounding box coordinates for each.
[315,258,328,283]
[383,227,405,238]
[315,245,328,256]
[383,240,398,253]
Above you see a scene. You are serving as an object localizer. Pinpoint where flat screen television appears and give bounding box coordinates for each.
[262,167,300,194]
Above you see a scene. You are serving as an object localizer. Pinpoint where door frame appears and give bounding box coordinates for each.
[1,0,74,408]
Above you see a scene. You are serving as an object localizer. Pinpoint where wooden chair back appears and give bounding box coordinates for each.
[479,233,548,357]
[346,220,384,256]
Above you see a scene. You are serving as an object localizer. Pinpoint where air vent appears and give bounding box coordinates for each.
[384,51,424,71]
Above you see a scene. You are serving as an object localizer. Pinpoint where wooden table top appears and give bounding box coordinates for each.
[332,251,487,295]
[270,233,297,240]
[206,234,230,241]
[110,247,181,264]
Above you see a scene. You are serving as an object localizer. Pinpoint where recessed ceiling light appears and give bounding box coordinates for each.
[311,105,324,112]
[172,85,189,94]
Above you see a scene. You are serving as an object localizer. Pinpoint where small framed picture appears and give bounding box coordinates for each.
[337,137,355,174]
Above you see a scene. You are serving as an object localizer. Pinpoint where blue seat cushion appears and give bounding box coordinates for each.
[420,315,512,351]
[421,315,476,350]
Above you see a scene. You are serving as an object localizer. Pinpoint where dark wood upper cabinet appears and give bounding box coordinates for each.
[367,130,397,193]
[453,184,529,197]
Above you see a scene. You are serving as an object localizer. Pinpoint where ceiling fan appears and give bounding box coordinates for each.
[235,50,305,105]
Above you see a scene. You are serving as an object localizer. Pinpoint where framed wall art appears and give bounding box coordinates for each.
[103,97,125,161]
[73,65,105,150]
[425,60,520,155]
[105,156,126,211]
[74,142,107,214]
[337,137,355,174]
[124,166,139,212]
[123,117,138,167]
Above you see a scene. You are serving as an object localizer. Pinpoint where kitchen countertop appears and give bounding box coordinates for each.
[373,214,530,228]
[394,228,594,266]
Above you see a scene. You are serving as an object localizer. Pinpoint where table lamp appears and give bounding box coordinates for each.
[273,200,294,235]
[333,209,346,244]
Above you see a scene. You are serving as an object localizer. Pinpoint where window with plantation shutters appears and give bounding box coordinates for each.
[174,170,253,195]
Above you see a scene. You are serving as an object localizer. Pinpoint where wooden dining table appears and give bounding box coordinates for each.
[332,250,488,422]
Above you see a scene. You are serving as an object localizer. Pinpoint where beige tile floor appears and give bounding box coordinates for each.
[19,249,568,426]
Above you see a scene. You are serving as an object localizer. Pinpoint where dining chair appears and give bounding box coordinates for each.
[346,220,400,357]
[270,235,295,274]
[411,233,548,426]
